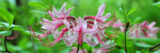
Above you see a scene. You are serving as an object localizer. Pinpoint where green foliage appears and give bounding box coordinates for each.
[135,38,160,45]
[0,30,12,36]
[134,42,152,48]
[153,2,160,7]
[0,8,14,28]
[127,8,136,16]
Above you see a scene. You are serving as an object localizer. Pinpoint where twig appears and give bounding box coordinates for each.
[124,22,129,53]
[149,43,160,51]
[31,36,37,53]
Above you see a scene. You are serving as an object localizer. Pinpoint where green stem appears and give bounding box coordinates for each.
[28,26,36,53]
[77,44,79,53]
[124,22,129,53]
[88,46,92,53]
[31,36,36,53]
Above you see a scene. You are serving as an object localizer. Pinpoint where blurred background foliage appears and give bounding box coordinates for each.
[0,0,160,53]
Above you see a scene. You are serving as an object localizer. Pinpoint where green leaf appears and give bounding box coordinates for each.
[0,22,21,29]
[134,42,152,48]
[11,27,30,35]
[0,22,32,35]
[135,38,160,44]
[0,37,5,51]
[133,17,141,23]
[120,3,127,17]
[0,30,12,36]
[153,2,160,7]
[127,8,136,16]
[11,26,41,35]
[0,8,14,28]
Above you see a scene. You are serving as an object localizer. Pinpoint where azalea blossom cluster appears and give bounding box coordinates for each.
[30,3,119,47]
[30,2,159,48]
[129,21,159,39]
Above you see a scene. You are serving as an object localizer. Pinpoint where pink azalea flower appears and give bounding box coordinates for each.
[83,4,112,47]
[112,19,125,28]
[40,2,74,38]
[65,17,96,46]
[30,3,113,47]
[30,3,75,47]
[129,21,159,39]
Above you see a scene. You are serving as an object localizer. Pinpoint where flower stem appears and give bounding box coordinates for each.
[89,46,92,53]
[124,22,129,53]
[77,44,79,53]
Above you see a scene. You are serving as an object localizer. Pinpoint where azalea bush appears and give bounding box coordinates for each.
[0,0,160,53]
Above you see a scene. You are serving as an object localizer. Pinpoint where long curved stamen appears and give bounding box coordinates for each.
[96,34,108,47]
[49,28,68,45]
[48,11,56,20]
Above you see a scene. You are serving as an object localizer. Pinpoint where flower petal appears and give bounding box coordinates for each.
[100,13,111,21]
[63,19,70,29]
[97,4,106,17]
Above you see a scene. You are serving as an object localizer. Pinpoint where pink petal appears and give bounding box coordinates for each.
[93,21,98,29]
[66,33,78,46]
[151,27,159,33]
[100,13,111,21]
[63,19,70,28]
[48,11,56,20]
[60,2,67,13]
[65,7,73,16]
[141,21,148,27]
[41,25,50,29]
[97,4,106,17]
[148,22,156,30]
[53,7,61,17]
